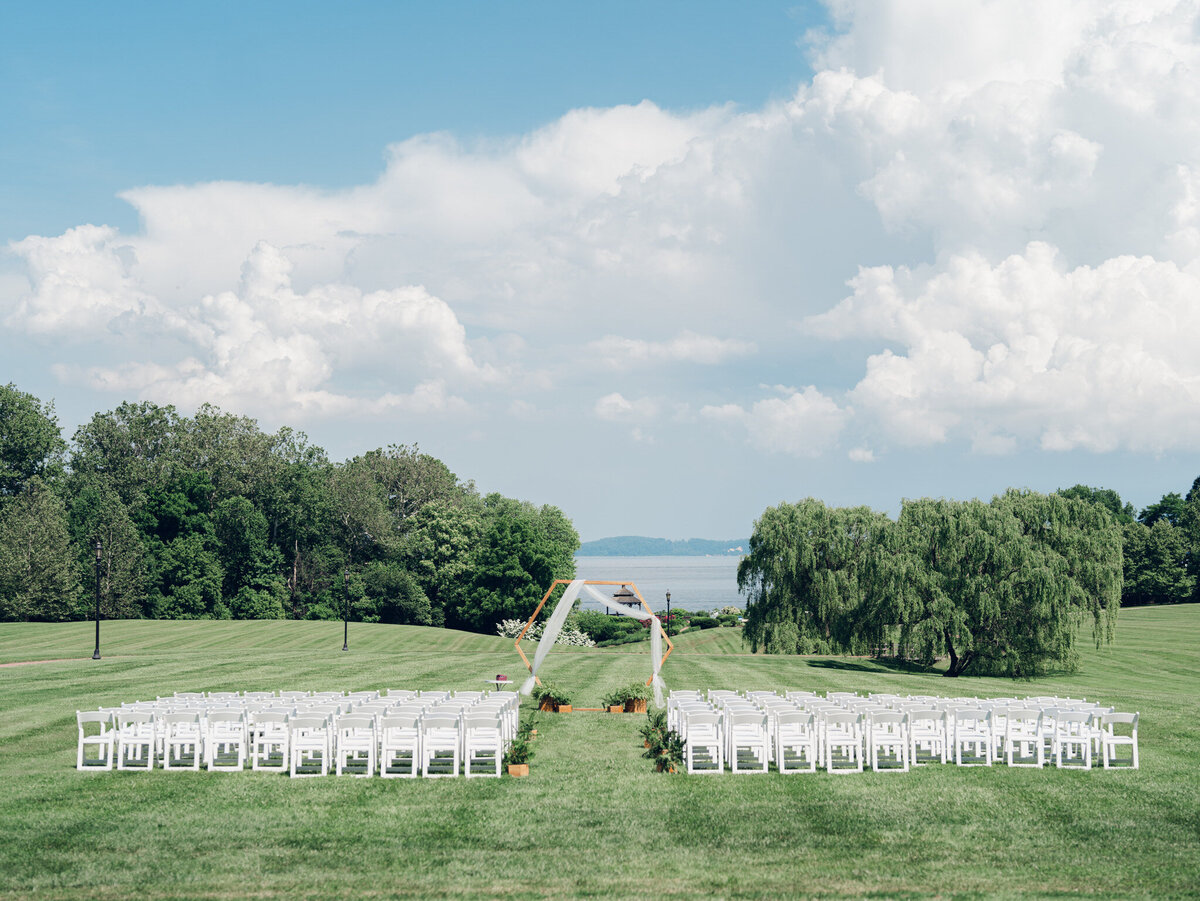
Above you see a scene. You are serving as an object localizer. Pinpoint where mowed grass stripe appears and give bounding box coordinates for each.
[0,605,1196,899]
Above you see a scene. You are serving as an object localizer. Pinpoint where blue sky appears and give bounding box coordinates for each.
[2,1,1198,541]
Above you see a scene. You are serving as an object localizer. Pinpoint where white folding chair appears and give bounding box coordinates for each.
[821,711,863,773]
[867,711,909,772]
[774,710,817,774]
[727,709,770,774]
[76,710,115,771]
[205,710,248,771]
[380,711,422,778]
[421,714,461,777]
[249,710,290,772]
[289,715,331,777]
[1005,708,1044,767]
[161,711,203,771]
[114,709,156,770]
[334,714,377,777]
[1098,712,1139,769]
[1054,710,1093,769]
[952,709,993,767]
[462,711,504,778]
[683,710,724,774]
[907,709,948,765]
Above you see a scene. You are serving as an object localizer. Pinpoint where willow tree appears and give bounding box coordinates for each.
[873,490,1122,677]
[737,499,890,654]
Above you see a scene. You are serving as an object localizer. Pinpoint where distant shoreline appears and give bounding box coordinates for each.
[577,536,749,557]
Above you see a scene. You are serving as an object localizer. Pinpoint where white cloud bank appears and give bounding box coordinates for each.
[4,0,1200,459]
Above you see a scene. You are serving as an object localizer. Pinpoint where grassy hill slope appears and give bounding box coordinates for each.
[0,606,1196,899]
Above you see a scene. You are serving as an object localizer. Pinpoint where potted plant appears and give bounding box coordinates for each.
[532,682,573,713]
[640,709,683,773]
[504,736,532,777]
[601,689,624,714]
[621,681,650,714]
[504,714,538,776]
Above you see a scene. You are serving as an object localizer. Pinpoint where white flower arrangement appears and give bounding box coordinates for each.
[495,618,595,646]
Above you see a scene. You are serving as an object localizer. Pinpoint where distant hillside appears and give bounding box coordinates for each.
[577,536,749,556]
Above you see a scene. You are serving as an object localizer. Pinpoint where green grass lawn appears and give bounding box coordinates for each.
[1,607,1198,899]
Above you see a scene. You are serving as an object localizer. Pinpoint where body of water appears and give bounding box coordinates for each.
[571,555,744,614]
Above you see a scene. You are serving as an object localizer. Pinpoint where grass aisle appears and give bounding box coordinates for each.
[0,607,1197,899]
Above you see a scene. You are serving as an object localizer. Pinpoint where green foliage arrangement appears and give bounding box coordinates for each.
[531,681,572,709]
[503,716,538,766]
[639,709,683,773]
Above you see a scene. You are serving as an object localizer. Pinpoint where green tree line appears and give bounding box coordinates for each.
[0,383,578,631]
[738,479,1200,677]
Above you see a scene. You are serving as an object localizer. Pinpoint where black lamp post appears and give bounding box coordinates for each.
[665,589,671,637]
[92,539,102,660]
[342,568,350,651]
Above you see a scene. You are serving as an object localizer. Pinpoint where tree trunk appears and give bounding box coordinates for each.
[943,628,964,677]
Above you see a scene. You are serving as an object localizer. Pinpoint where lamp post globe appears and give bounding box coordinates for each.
[343,567,350,652]
[92,539,103,660]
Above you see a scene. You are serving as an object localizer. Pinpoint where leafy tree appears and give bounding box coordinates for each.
[357,561,432,625]
[0,478,80,621]
[874,491,1121,677]
[737,499,888,655]
[455,514,554,632]
[67,475,147,618]
[229,584,287,620]
[1139,492,1187,526]
[176,404,278,504]
[0,383,66,504]
[328,459,394,564]
[402,499,483,627]
[153,532,226,619]
[1122,519,1195,606]
[70,401,181,514]
[355,444,476,526]
[213,495,286,601]
[1057,484,1136,524]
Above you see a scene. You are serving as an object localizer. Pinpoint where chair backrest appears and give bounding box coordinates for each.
[462,711,502,731]
[1101,711,1139,729]
[207,710,245,725]
[868,711,906,727]
[774,710,815,728]
[336,714,374,732]
[115,710,154,727]
[823,711,862,729]
[77,710,112,729]
[161,711,201,727]
[251,710,289,726]
[289,715,328,732]
[421,714,459,731]
[380,711,422,731]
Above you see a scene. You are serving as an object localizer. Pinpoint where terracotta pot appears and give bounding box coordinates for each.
[507,763,529,778]
[528,729,537,741]
[608,705,622,714]
[644,740,651,748]
[556,704,572,713]
[624,699,647,714]
[538,698,555,712]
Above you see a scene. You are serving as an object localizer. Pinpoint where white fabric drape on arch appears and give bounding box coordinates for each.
[519,579,666,707]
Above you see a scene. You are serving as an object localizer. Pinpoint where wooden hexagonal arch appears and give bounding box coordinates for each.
[514,580,673,688]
